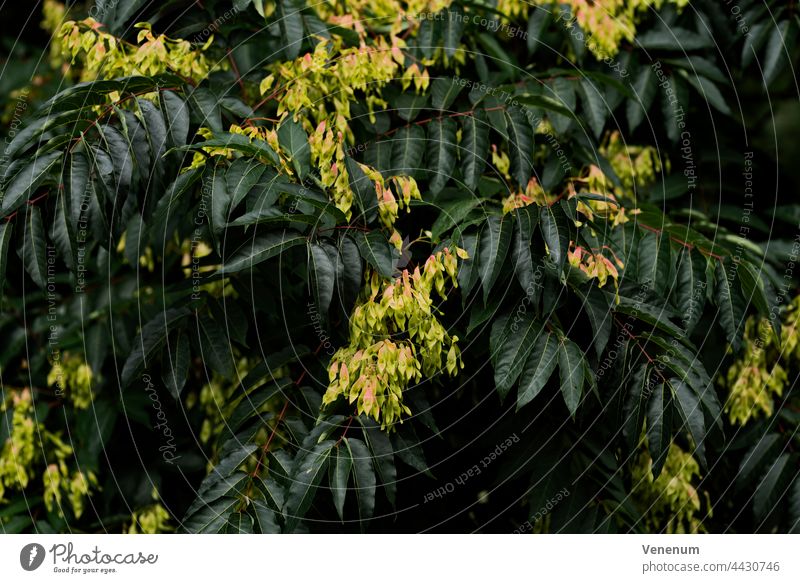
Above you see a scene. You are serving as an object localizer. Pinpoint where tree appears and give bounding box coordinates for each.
[0,0,798,533]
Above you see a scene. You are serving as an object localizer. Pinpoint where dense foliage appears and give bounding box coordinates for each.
[1,0,799,533]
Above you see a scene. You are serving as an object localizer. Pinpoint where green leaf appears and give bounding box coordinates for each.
[283,440,334,532]
[182,497,240,533]
[789,477,800,533]
[675,249,707,333]
[753,454,791,520]
[681,73,731,116]
[251,499,280,533]
[637,26,713,51]
[478,214,512,300]
[183,470,249,522]
[124,213,144,266]
[345,157,378,222]
[360,418,397,507]
[626,66,657,132]
[431,77,464,111]
[335,235,362,312]
[160,90,190,147]
[578,79,606,139]
[345,437,377,527]
[97,124,133,191]
[427,118,458,195]
[150,167,203,233]
[121,307,191,387]
[255,474,286,512]
[549,77,576,134]
[394,92,430,122]
[456,230,479,296]
[431,195,481,241]
[558,338,585,416]
[391,125,425,177]
[613,294,685,339]
[504,107,534,187]
[227,379,288,433]
[136,98,168,165]
[226,158,267,209]
[197,312,235,379]
[738,261,779,340]
[276,0,304,60]
[576,287,612,358]
[737,433,781,491]
[493,313,543,401]
[637,230,672,297]
[187,133,279,165]
[308,241,336,317]
[460,109,489,191]
[646,382,672,479]
[330,445,352,521]
[277,117,311,179]
[21,207,47,289]
[0,222,13,290]
[517,331,558,409]
[1,151,61,214]
[353,230,396,278]
[527,6,549,53]
[539,203,569,273]
[624,363,650,451]
[763,20,794,86]
[162,331,190,400]
[50,189,78,273]
[442,7,464,57]
[515,93,577,120]
[671,378,706,469]
[220,230,306,274]
[714,260,746,351]
[224,512,254,533]
[510,209,538,294]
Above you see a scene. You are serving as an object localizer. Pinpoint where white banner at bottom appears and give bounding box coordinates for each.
[0,535,796,582]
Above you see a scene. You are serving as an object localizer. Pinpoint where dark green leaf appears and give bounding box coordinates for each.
[1,151,61,214]
[391,125,425,177]
[558,338,585,416]
[345,437,376,527]
[220,231,306,274]
[0,222,12,290]
[345,157,378,222]
[460,109,489,191]
[330,445,352,521]
[160,90,190,147]
[646,383,672,478]
[277,117,311,179]
[539,203,569,273]
[517,331,558,409]
[162,331,190,400]
[276,0,304,60]
[283,440,334,532]
[578,79,606,139]
[442,7,464,57]
[478,215,512,299]
[353,230,396,278]
[426,118,458,195]
[626,66,657,132]
[197,312,235,379]
[431,77,464,111]
[714,260,746,351]
[21,207,47,288]
[753,454,791,520]
[504,107,534,187]
[308,241,336,316]
[671,378,706,469]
